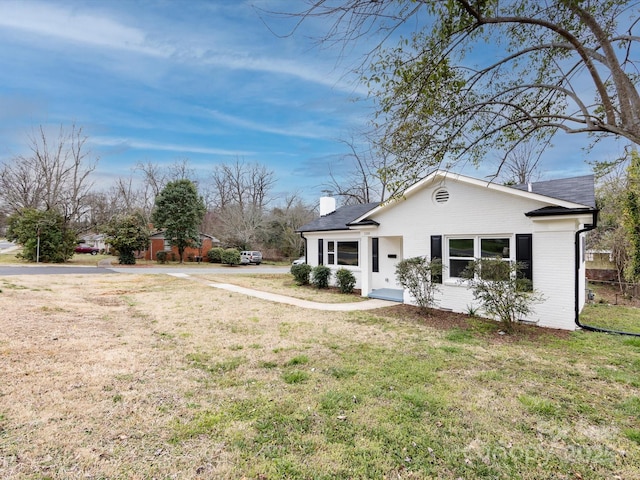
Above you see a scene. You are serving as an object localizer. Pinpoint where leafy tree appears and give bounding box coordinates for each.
[151,179,206,263]
[623,151,640,282]
[287,1,640,188]
[462,258,543,332]
[395,257,442,310]
[6,208,76,263]
[104,213,150,265]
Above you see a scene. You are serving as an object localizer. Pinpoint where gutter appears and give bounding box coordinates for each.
[574,209,640,336]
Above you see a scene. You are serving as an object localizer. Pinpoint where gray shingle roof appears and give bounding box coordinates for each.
[297,202,379,232]
[511,175,595,207]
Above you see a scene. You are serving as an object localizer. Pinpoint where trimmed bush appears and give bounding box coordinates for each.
[335,268,356,294]
[395,256,442,310]
[221,248,241,266]
[291,263,312,285]
[311,265,331,289]
[156,251,168,264]
[207,247,224,263]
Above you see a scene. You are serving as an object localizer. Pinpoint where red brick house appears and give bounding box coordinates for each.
[143,231,221,261]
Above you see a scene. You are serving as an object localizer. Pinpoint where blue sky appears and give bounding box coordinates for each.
[0,1,628,205]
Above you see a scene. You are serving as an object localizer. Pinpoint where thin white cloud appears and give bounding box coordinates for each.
[0,1,368,95]
[91,137,254,157]
[0,1,171,57]
[203,108,335,139]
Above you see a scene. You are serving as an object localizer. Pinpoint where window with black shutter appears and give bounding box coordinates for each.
[431,235,443,284]
[515,234,533,283]
[372,237,379,273]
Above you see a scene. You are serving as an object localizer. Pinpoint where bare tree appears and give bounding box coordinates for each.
[263,193,316,257]
[323,136,403,205]
[496,141,545,185]
[0,124,97,224]
[205,159,277,247]
[209,158,276,210]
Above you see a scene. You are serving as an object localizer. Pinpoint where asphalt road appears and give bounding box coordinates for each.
[0,264,291,276]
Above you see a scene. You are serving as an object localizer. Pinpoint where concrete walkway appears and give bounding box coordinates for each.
[165,272,399,311]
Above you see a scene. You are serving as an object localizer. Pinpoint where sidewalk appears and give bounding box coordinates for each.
[166,273,398,311]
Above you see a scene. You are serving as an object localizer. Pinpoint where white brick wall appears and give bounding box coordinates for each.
[303,175,591,330]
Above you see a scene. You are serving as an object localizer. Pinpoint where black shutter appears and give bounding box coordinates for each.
[516,234,533,283]
[372,237,379,273]
[318,239,323,265]
[430,235,443,284]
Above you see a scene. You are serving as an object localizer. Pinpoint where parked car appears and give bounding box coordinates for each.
[75,244,100,255]
[292,256,305,265]
[240,251,262,265]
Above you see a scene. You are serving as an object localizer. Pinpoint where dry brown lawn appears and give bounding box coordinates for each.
[0,274,392,478]
[1,273,639,479]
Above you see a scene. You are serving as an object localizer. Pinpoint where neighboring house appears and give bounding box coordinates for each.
[297,170,598,331]
[143,232,221,261]
[585,250,617,282]
[78,233,108,252]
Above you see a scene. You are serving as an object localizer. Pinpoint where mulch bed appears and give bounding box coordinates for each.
[376,304,571,344]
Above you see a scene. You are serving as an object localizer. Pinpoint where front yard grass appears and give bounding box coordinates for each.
[200,273,368,304]
[0,273,638,479]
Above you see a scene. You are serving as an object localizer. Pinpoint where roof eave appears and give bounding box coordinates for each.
[525,207,598,218]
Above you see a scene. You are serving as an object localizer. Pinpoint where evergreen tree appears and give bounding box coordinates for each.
[151,180,206,263]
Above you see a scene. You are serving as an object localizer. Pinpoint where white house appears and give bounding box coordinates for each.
[297,171,598,331]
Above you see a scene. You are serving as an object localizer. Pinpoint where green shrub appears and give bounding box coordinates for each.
[335,268,356,294]
[462,257,544,332]
[156,251,168,264]
[206,247,224,263]
[395,257,442,310]
[312,265,331,289]
[291,263,312,285]
[118,251,136,265]
[221,248,241,266]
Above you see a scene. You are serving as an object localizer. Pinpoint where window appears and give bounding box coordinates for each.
[448,238,474,278]
[324,240,359,267]
[337,241,359,266]
[163,239,172,251]
[447,236,511,279]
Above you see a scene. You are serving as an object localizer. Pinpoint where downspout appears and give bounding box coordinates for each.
[575,210,640,336]
[300,232,307,263]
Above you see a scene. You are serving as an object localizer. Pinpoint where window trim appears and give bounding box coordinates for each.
[444,235,513,282]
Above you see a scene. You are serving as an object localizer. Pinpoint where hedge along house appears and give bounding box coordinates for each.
[297,171,598,331]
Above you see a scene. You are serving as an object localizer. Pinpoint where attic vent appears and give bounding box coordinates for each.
[434,188,450,204]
